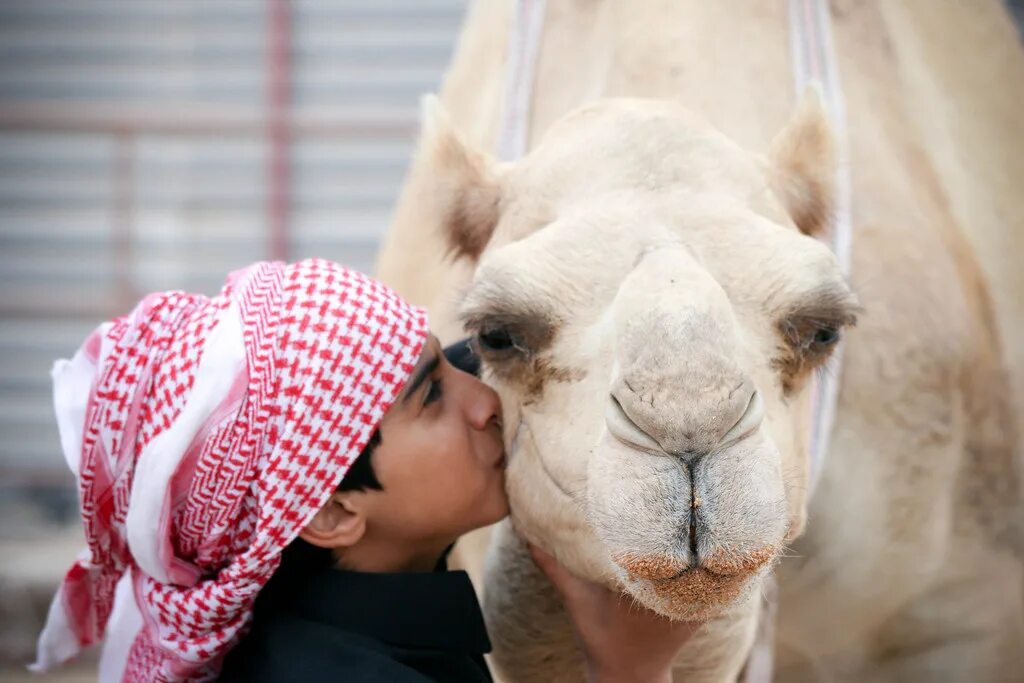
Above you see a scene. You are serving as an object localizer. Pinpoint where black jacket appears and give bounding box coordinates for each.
[218,551,492,682]
[219,340,491,682]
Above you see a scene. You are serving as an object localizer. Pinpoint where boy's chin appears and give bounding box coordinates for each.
[484,485,512,525]
[464,497,511,535]
[483,502,511,528]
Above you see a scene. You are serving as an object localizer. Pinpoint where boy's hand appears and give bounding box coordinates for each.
[528,543,701,683]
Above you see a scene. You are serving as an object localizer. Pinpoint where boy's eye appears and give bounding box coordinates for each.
[424,378,443,406]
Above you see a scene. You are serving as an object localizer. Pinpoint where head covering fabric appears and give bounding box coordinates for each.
[31,259,429,682]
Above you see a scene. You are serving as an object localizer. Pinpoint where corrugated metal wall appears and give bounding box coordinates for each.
[0,0,465,511]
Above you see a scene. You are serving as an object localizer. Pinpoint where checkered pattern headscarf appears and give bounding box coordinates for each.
[31,259,429,682]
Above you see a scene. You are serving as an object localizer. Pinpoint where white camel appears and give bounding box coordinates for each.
[377,2,1024,681]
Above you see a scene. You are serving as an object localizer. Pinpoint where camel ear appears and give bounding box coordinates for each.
[415,95,502,260]
[768,90,837,237]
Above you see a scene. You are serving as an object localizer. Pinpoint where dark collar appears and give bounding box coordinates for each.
[256,546,491,655]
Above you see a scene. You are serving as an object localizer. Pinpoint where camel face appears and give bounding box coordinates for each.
[423,98,857,619]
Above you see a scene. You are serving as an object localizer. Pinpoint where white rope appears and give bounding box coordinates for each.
[494,4,852,682]
[789,0,853,498]
[744,4,852,682]
[496,0,547,161]
[495,0,851,497]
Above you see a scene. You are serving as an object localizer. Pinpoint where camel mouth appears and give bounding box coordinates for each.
[634,566,758,619]
[611,547,777,618]
[614,546,776,582]
[698,545,777,576]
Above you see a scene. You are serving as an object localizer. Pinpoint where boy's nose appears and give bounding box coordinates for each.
[465,376,502,431]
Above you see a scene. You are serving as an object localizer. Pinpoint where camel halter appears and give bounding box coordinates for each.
[496,0,852,493]
[496,0,547,162]
[789,0,853,499]
[496,1,852,680]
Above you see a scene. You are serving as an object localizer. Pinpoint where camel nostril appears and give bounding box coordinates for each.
[605,395,664,454]
[719,390,763,447]
[608,380,761,458]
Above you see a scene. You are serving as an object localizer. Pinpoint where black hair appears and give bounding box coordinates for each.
[336,337,478,493]
[337,429,382,492]
[260,429,385,605]
[263,341,482,602]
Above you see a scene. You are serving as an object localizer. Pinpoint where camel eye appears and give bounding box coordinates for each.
[812,326,840,348]
[478,326,517,353]
[462,308,555,362]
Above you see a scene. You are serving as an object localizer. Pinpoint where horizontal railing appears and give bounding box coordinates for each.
[0,101,419,138]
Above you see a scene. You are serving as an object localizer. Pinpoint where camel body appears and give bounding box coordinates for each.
[377,2,1024,680]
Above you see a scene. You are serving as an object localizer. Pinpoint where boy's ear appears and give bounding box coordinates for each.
[299,493,366,549]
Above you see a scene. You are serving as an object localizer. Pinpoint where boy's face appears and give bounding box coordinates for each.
[359,335,509,547]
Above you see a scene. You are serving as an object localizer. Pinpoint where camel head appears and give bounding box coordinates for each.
[417,96,857,620]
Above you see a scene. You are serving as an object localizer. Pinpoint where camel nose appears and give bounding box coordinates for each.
[606,379,762,460]
[606,242,763,458]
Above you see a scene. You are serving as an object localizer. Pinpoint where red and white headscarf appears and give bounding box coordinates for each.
[31,258,429,682]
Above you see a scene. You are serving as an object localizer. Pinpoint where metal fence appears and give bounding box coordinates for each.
[0,0,466,523]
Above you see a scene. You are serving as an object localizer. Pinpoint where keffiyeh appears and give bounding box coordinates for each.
[32,259,429,682]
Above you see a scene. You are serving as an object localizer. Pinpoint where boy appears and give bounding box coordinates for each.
[33,259,695,682]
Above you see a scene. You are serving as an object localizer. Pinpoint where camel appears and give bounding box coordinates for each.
[375,1,1024,681]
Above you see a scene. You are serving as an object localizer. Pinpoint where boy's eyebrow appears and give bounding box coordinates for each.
[401,351,440,403]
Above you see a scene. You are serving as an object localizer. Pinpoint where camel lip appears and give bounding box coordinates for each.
[627,562,741,584]
[657,563,740,581]
[618,558,768,621]
[614,545,778,583]
[657,566,716,583]
[698,545,778,576]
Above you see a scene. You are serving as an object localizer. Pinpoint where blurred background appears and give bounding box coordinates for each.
[0,0,465,677]
[1,1,1023,680]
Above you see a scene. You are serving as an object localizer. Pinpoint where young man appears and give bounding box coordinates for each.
[33,259,696,683]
